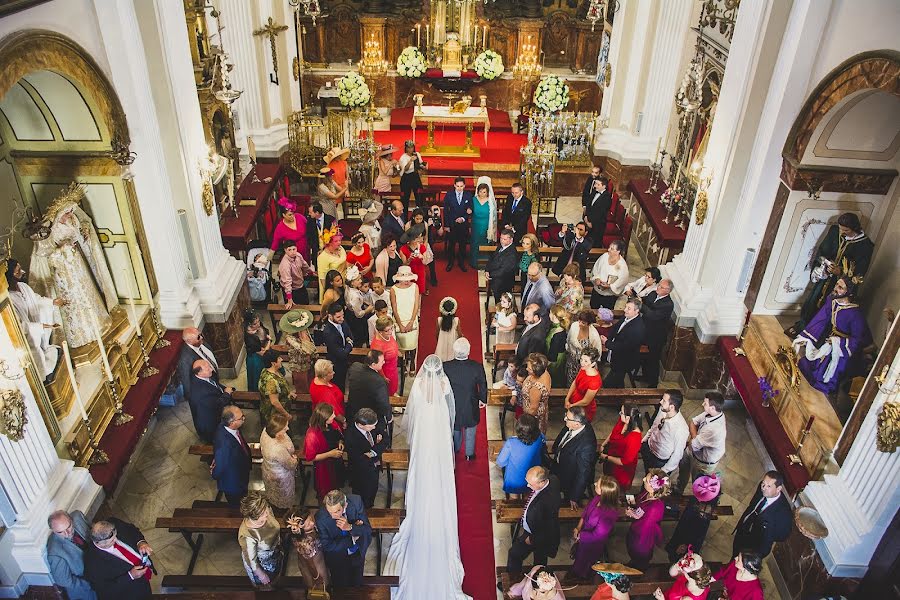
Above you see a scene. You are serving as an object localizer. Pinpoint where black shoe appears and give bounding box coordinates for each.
[446,263,454,272]
[459,263,468,272]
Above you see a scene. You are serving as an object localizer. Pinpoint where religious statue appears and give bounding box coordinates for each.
[6,252,62,380]
[29,184,118,349]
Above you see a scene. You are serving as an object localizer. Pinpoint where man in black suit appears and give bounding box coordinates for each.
[551,406,597,510]
[322,303,354,391]
[506,466,561,574]
[552,222,594,282]
[315,490,372,588]
[344,408,387,508]
[581,165,602,211]
[307,203,336,258]
[83,518,153,600]
[515,303,550,363]
[188,359,233,443]
[601,297,647,388]
[177,327,219,402]
[211,405,252,506]
[443,337,488,460]
[380,200,407,241]
[442,176,474,271]
[584,176,612,244]
[499,183,532,244]
[346,350,392,434]
[639,279,675,387]
[484,228,519,303]
[732,470,793,558]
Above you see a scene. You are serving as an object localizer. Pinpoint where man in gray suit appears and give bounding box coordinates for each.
[46,509,97,600]
[521,263,555,317]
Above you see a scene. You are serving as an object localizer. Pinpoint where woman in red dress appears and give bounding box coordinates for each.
[345,232,374,280]
[303,403,344,502]
[599,405,643,492]
[653,554,712,600]
[564,347,602,422]
[370,316,400,396]
[399,226,428,295]
[711,552,764,600]
[309,359,346,424]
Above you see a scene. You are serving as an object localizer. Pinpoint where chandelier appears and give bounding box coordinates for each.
[288,0,323,27]
[358,34,390,80]
[512,36,542,82]
[214,52,243,107]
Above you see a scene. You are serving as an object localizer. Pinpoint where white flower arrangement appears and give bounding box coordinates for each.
[533,75,571,113]
[397,46,427,78]
[473,50,504,80]
[337,71,371,108]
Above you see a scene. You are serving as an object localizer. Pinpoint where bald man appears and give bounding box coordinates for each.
[506,466,561,574]
[189,359,233,443]
[177,327,219,400]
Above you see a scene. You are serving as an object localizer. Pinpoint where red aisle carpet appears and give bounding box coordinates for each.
[389,106,514,132]
[415,254,497,600]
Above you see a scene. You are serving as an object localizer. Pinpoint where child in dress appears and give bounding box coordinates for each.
[435,297,461,361]
[492,291,518,347]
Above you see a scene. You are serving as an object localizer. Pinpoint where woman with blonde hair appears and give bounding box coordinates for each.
[571,476,621,578]
[238,491,283,588]
[556,263,585,314]
[260,412,298,509]
[626,469,672,569]
[518,233,541,287]
[565,309,603,386]
[309,358,346,420]
[546,304,571,386]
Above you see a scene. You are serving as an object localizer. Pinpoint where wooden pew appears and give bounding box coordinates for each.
[160,575,397,598]
[477,245,607,273]
[482,308,623,355]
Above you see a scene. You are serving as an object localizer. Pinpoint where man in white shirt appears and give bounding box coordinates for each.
[675,392,727,494]
[641,390,690,474]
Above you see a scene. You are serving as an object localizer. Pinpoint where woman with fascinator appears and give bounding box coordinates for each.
[270,196,309,260]
[285,508,330,590]
[470,176,498,267]
[626,468,671,569]
[508,565,566,600]
[589,564,636,600]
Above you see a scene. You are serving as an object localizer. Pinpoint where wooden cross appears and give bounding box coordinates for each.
[253,17,289,85]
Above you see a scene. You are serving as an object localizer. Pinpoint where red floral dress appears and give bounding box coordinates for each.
[399,243,427,294]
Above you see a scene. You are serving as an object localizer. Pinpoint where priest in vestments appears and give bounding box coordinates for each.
[792,276,871,396]
[6,258,63,379]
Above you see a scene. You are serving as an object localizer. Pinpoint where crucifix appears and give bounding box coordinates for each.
[254,17,289,85]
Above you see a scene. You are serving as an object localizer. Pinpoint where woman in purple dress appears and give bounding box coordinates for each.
[792,276,872,396]
[626,468,671,569]
[571,475,621,579]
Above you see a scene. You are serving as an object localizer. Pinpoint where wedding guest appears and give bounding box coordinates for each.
[258,350,295,426]
[640,279,675,387]
[323,303,354,391]
[555,263,585,315]
[358,199,383,250]
[346,232,374,280]
[304,403,345,502]
[494,291,519,346]
[589,570,632,600]
[522,353,552,435]
[666,475,722,561]
[324,146,350,188]
[212,405,252,506]
[584,176,612,244]
[286,509,329,590]
[370,319,400,396]
[546,304,571,387]
[374,234,404,286]
[279,239,315,307]
[653,557,712,600]
[83,519,153,600]
[675,392,727,495]
[508,566,566,600]
[317,233,347,303]
[641,390,689,474]
[471,178,498,268]
[599,405,643,491]
[280,309,316,392]
[306,202,335,258]
[517,304,550,364]
[271,197,308,256]
[522,262,556,317]
[623,266,661,299]
[344,408,387,508]
[397,140,426,213]
[315,489,372,588]
[506,466,561,574]
[344,266,373,345]
[347,350,392,431]
[317,166,347,219]
[391,266,421,367]
[551,406,598,509]
[374,144,398,198]
[368,299,391,345]
[46,509,96,600]
[409,208,440,287]
[369,277,392,312]
[571,476,621,579]
[443,176,474,272]
[496,414,545,498]
[320,269,345,319]
[581,165,602,212]
[381,201,407,242]
[189,359,232,443]
[485,228,519,303]
[732,470,792,559]
[309,359,346,421]
[238,492,283,588]
[443,337,488,460]
[499,182,532,244]
[400,225,429,295]
[565,309,603,386]
[435,297,462,362]
[552,222,593,283]
[712,552,764,600]
[564,347,602,422]
[590,239,629,310]
[626,469,671,569]
[518,233,541,288]
[601,298,647,389]
[244,309,271,392]
[260,412,298,509]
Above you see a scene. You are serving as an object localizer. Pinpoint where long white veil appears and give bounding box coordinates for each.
[476,175,497,242]
[384,354,471,600]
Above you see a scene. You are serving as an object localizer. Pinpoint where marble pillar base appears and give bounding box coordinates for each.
[772,523,861,597]
[663,325,727,390]
[202,284,250,378]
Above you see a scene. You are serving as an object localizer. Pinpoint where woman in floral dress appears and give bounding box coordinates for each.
[260,412,298,509]
[286,508,330,590]
[565,309,603,386]
[280,309,316,392]
[238,492,283,588]
[521,353,552,435]
[370,316,400,395]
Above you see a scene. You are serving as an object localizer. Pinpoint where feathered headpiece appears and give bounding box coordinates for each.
[321,223,342,246]
[44,182,87,221]
[277,196,298,212]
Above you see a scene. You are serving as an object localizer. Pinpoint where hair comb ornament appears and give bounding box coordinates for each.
[649,474,669,490]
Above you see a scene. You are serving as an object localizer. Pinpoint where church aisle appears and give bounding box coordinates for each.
[414,253,497,600]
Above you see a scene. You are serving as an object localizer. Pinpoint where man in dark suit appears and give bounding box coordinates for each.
[177,327,220,402]
[47,510,96,600]
[581,165,602,212]
[442,176,474,271]
[211,405,252,506]
[639,279,675,387]
[83,518,153,600]
[315,490,372,588]
[323,303,354,391]
[484,228,519,303]
[380,200,407,242]
[443,338,488,460]
[552,222,594,282]
[506,466,561,574]
[346,350,392,436]
[584,176,612,244]
[601,297,647,388]
[188,359,232,443]
[515,304,550,363]
[344,408,387,508]
[551,406,597,510]
[499,183,532,244]
[307,202,336,258]
[732,470,793,558]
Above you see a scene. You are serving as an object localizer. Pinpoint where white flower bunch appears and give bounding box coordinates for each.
[473,50,504,80]
[338,71,371,108]
[533,75,571,113]
[397,46,427,78]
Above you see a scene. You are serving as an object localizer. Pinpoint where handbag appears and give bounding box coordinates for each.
[421,243,435,265]
[569,539,579,560]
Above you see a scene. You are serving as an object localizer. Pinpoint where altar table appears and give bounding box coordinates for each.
[627,179,687,266]
[411,105,490,157]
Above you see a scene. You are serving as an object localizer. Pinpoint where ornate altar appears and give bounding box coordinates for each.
[411,95,490,157]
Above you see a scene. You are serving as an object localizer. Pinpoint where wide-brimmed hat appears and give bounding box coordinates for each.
[393,265,418,282]
[592,562,643,576]
[324,147,350,163]
[359,199,383,224]
[377,144,395,158]
[692,474,721,502]
[279,309,314,334]
[319,167,335,178]
[401,223,426,244]
[345,265,361,283]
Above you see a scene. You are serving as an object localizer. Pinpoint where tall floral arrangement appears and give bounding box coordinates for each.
[337,71,371,108]
[397,47,427,78]
[533,75,570,113]
[473,50,504,80]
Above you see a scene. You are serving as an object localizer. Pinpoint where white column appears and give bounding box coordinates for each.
[0,325,102,596]
[804,326,900,577]
[92,0,203,329]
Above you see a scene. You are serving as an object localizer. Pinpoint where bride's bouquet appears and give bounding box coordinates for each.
[338,71,371,108]
[473,49,504,80]
[397,46,427,78]
[533,75,570,113]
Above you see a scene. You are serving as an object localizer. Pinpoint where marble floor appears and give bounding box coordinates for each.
[97,196,786,598]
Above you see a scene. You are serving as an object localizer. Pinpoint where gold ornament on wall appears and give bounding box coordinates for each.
[201,177,215,216]
[695,189,708,225]
[876,400,899,454]
[0,388,28,442]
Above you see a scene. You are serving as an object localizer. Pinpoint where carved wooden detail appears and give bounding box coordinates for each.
[780,160,897,196]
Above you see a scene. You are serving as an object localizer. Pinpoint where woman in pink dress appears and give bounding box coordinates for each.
[653,552,712,600]
[571,475,621,579]
[270,197,308,260]
[626,468,671,569]
[711,552,764,600]
[399,225,428,295]
[370,316,400,395]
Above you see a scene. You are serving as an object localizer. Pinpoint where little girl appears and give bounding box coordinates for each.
[493,291,518,346]
[435,297,461,361]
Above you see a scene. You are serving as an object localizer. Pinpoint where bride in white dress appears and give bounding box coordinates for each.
[383,354,471,600]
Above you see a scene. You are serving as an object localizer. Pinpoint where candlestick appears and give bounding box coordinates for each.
[473,25,479,49]
[662,120,671,152]
[484,25,488,49]
[90,308,113,382]
[123,269,139,330]
[416,23,421,47]
[426,24,430,47]
[62,341,87,420]
[654,136,661,161]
